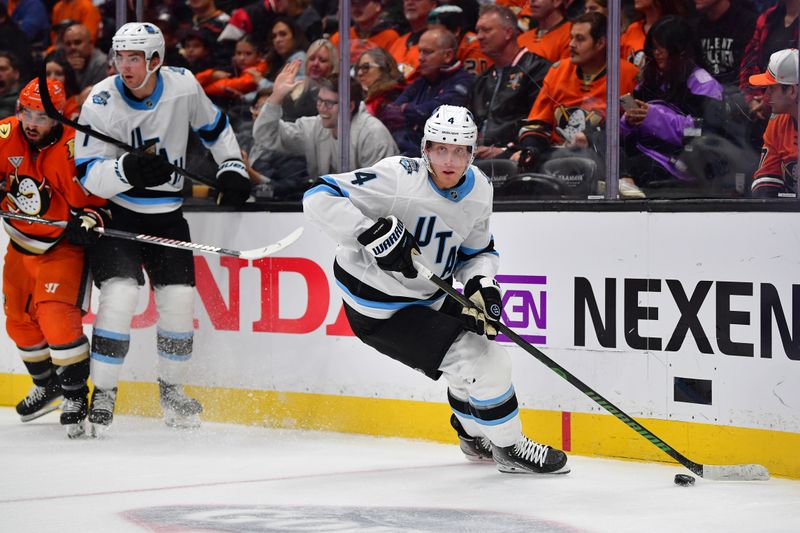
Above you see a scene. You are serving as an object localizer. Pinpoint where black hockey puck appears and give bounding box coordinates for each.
[674,474,696,486]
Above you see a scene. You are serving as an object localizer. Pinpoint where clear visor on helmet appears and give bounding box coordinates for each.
[112,51,147,69]
[425,142,472,166]
[17,108,53,127]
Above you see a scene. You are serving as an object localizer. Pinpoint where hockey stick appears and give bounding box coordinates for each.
[411,258,769,481]
[1,210,303,260]
[36,73,219,189]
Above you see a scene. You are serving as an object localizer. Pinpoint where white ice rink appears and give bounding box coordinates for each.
[1,407,797,533]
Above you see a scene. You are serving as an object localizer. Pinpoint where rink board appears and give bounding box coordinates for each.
[0,210,798,477]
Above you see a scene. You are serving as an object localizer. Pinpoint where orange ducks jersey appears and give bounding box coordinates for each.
[0,117,105,254]
[752,114,798,197]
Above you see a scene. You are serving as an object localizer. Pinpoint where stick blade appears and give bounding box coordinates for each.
[239,226,304,260]
[702,464,770,481]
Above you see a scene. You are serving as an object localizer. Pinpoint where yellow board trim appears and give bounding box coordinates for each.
[2,372,798,478]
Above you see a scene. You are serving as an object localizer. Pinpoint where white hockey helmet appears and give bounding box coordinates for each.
[421,105,478,174]
[112,22,165,64]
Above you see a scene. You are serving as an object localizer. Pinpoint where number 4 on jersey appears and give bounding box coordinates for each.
[351,171,377,186]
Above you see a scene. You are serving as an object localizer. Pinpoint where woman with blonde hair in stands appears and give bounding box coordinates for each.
[355,47,404,127]
[282,38,339,121]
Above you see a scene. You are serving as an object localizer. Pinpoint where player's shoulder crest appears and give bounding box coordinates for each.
[551,60,562,69]
[64,138,75,160]
[0,121,12,139]
[398,157,420,175]
[92,90,111,106]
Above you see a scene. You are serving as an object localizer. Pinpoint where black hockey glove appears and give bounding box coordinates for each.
[119,151,174,188]
[215,159,251,208]
[461,275,503,339]
[357,215,420,279]
[64,207,110,246]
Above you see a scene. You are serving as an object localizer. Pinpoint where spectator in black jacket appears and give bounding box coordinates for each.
[470,4,550,160]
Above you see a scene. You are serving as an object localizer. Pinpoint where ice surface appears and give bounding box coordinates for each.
[0,408,797,533]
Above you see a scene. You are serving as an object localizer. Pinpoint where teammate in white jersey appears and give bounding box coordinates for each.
[304,105,569,474]
[74,22,251,433]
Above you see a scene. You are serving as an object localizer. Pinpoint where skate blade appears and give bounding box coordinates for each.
[19,399,63,422]
[65,420,89,439]
[464,454,495,464]
[164,413,201,429]
[90,422,112,439]
[496,463,571,475]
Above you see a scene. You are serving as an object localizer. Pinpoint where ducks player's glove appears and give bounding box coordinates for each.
[461,275,503,339]
[357,215,420,279]
[64,207,110,246]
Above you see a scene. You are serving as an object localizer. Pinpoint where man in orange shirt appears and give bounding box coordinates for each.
[428,4,491,76]
[51,0,101,43]
[1,78,107,437]
[331,0,399,64]
[749,48,799,197]
[388,0,437,80]
[517,0,572,62]
[518,12,638,170]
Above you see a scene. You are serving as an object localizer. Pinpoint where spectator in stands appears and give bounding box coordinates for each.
[188,0,234,70]
[51,0,101,44]
[621,0,688,68]
[471,4,550,159]
[285,0,322,43]
[389,0,438,80]
[282,38,338,121]
[264,17,309,84]
[44,50,83,120]
[739,0,800,125]
[219,0,284,50]
[517,13,638,177]
[518,0,572,63]
[0,52,22,118]
[330,0,399,64]
[692,0,757,89]
[749,49,798,197]
[8,0,50,47]
[197,35,267,106]
[619,16,724,198]
[61,23,107,90]
[584,0,608,15]
[356,47,405,126]
[384,28,475,156]
[0,5,33,80]
[252,61,399,196]
[154,11,189,70]
[428,4,491,76]
[181,30,215,75]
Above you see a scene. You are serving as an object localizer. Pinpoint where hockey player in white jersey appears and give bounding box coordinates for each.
[304,105,569,474]
[74,22,251,434]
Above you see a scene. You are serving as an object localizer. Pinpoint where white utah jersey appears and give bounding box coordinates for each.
[303,156,499,319]
[75,67,241,214]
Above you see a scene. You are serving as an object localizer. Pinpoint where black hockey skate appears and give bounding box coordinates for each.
[450,414,493,463]
[16,377,63,422]
[159,379,203,429]
[60,395,89,439]
[492,436,570,474]
[88,387,117,437]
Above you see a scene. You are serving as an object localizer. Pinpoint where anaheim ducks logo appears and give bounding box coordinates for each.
[0,123,10,139]
[6,169,51,216]
[553,106,604,144]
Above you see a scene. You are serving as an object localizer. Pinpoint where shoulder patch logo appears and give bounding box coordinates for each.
[165,66,186,75]
[399,158,419,175]
[65,138,75,159]
[92,90,111,106]
[0,123,11,139]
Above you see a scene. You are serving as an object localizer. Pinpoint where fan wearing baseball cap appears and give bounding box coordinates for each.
[749,48,798,197]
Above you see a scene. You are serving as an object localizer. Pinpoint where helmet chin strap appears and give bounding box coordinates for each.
[128,57,159,91]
